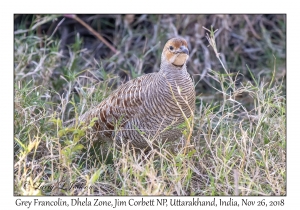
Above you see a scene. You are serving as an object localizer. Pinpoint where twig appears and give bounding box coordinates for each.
[64,14,119,54]
[243,15,261,40]
[48,17,65,41]
[234,169,239,195]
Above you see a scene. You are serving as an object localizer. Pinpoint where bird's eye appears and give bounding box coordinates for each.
[169,46,174,51]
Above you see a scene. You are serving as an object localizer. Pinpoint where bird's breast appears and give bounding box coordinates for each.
[142,72,195,119]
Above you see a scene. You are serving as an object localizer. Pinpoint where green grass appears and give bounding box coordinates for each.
[14,14,286,196]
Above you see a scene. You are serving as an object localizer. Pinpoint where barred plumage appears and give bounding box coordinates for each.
[79,37,195,149]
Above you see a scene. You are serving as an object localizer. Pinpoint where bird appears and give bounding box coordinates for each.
[78,37,195,150]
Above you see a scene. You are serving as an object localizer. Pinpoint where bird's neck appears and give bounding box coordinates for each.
[159,62,187,75]
[158,63,190,86]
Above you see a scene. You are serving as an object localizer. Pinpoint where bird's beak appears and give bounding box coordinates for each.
[178,46,189,55]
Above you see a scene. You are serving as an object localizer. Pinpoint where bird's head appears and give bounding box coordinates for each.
[161,37,189,68]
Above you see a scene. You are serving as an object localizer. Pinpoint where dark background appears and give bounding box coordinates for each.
[14,14,286,97]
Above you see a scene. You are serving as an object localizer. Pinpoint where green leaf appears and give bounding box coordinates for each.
[72,144,84,152]
[90,169,103,184]
[58,129,66,137]
[187,149,196,158]
[89,117,98,127]
[15,138,26,150]
[49,117,62,128]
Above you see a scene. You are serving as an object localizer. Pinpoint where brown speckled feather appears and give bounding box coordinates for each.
[79,75,149,137]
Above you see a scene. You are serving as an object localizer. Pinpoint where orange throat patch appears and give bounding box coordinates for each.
[172,53,188,66]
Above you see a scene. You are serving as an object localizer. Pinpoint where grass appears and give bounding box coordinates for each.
[14,14,286,196]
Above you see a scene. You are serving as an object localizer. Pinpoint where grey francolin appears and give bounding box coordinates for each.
[79,37,195,149]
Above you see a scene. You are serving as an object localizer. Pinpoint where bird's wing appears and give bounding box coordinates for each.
[79,73,154,137]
